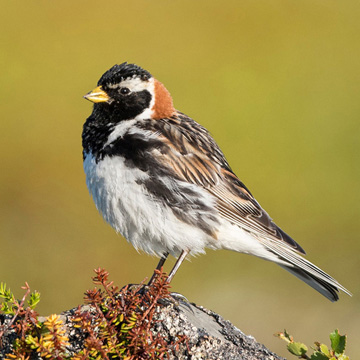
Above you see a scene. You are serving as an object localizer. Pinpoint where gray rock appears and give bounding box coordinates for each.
[152,294,285,359]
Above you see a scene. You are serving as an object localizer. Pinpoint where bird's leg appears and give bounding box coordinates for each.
[147,252,169,285]
[167,249,189,283]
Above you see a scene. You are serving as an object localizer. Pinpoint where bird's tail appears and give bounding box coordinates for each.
[279,264,346,302]
[257,238,352,302]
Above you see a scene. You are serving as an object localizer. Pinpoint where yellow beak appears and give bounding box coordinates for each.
[83,86,110,103]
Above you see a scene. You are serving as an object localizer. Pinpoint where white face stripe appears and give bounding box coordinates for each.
[104,119,137,147]
[104,119,159,148]
[107,76,155,93]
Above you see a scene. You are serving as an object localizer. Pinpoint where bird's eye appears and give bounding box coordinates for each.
[120,87,130,95]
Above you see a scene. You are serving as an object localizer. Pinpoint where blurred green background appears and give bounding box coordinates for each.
[1,0,359,357]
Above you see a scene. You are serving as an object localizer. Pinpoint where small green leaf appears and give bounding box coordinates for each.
[330,329,346,354]
[319,344,330,356]
[0,283,15,303]
[1,302,15,315]
[28,290,41,309]
[310,351,330,360]
[287,342,308,356]
[25,334,39,350]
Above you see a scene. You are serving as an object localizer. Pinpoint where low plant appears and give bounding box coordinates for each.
[276,329,349,360]
[0,269,187,359]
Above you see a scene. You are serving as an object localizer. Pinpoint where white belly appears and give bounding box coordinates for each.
[83,153,217,257]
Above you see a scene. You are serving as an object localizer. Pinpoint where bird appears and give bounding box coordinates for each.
[82,62,351,302]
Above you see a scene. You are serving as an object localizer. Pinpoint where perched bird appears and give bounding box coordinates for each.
[83,62,350,301]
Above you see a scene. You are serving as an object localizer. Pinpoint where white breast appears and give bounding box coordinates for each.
[83,153,217,257]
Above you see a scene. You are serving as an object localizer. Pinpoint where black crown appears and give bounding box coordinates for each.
[98,62,152,86]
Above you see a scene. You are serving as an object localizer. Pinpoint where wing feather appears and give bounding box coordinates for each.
[144,113,305,254]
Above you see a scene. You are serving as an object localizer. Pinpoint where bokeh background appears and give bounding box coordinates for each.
[1,0,359,357]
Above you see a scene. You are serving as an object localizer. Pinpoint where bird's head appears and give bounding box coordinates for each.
[84,62,175,121]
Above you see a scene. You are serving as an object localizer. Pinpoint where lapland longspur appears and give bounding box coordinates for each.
[82,62,350,301]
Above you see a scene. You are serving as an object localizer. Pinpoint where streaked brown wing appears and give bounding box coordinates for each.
[152,113,306,254]
[207,171,306,254]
